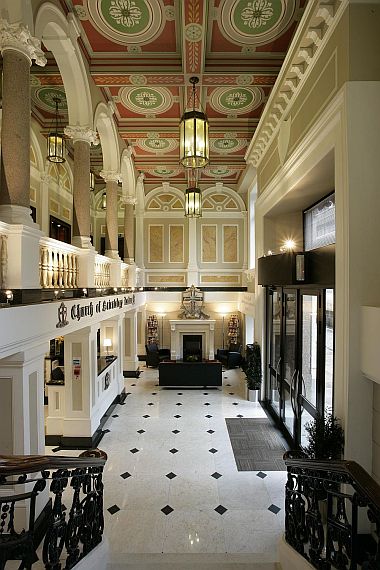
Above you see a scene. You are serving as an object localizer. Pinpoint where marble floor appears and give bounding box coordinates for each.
[95,365,287,563]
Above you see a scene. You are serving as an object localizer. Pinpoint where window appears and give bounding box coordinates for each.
[304,193,335,251]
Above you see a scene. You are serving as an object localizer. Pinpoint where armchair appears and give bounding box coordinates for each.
[145,343,171,368]
[216,343,243,369]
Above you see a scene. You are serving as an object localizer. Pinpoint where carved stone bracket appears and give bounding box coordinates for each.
[0,19,46,66]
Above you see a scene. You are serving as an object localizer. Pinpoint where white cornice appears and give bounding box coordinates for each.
[245,0,348,168]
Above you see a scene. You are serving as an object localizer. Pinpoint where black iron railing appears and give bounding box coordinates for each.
[0,449,107,569]
[284,451,380,569]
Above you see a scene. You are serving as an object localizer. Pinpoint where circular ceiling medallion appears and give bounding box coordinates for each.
[152,167,177,176]
[137,138,178,154]
[211,138,247,154]
[87,0,165,45]
[209,86,264,115]
[33,87,67,113]
[206,168,232,177]
[220,0,298,46]
[120,86,173,115]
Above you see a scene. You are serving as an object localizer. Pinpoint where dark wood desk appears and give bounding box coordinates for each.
[158,360,222,387]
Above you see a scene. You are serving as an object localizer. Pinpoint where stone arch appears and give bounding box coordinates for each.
[94,102,120,172]
[120,147,136,200]
[202,184,246,212]
[30,123,45,174]
[145,184,184,211]
[35,3,93,127]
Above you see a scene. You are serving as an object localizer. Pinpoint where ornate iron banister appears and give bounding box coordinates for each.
[0,449,107,569]
[283,451,380,569]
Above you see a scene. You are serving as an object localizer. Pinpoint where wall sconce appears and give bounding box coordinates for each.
[103,338,112,356]
[101,192,107,210]
[282,239,296,252]
[5,290,13,303]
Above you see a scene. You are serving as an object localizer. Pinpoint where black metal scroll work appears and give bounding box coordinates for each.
[284,451,380,569]
[0,449,107,569]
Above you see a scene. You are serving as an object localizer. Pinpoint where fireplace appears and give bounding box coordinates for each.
[169,319,216,361]
[183,335,202,362]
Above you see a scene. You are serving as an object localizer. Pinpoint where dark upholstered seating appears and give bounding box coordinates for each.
[216,343,243,369]
[145,343,171,367]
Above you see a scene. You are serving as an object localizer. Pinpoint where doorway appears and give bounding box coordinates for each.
[266,287,334,448]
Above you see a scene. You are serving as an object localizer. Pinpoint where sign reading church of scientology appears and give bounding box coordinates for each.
[56,294,135,328]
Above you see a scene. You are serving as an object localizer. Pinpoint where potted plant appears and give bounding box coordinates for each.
[303,410,344,460]
[244,342,262,402]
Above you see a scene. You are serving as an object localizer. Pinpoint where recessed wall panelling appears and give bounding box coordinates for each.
[201,275,240,284]
[50,199,59,214]
[30,188,37,202]
[149,225,164,263]
[62,207,71,221]
[223,225,238,262]
[169,225,184,263]
[147,275,185,284]
[202,225,217,263]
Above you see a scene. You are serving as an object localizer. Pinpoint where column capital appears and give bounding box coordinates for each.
[0,19,46,66]
[100,170,121,183]
[122,195,137,206]
[64,125,98,145]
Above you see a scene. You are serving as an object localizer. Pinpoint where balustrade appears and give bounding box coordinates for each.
[121,263,129,288]
[284,451,380,569]
[94,255,111,288]
[39,239,79,289]
[0,449,107,569]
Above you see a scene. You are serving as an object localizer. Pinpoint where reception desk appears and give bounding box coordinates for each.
[158,360,222,388]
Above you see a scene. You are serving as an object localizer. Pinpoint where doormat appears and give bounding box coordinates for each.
[225,418,288,471]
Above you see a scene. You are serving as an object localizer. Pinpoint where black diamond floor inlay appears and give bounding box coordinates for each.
[143,415,150,418]
[257,471,267,479]
[211,472,222,479]
[112,414,119,418]
[172,429,180,434]
[207,429,215,434]
[205,414,212,418]
[130,448,139,454]
[148,403,154,406]
[203,393,208,395]
[268,504,281,514]
[226,383,231,386]
[229,393,234,395]
[137,429,145,434]
[120,472,131,479]
[177,393,183,395]
[176,403,182,406]
[209,448,218,454]
[161,505,174,515]
[169,448,178,454]
[204,403,210,406]
[108,505,120,515]
[215,505,227,515]
[131,384,136,386]
[166,472,177,480]
[232,402,239,406]
[237,414,244,418]
[174,414,181,418]
[151,392,157,395]
[103,429,110,434]
[126,392,131,395]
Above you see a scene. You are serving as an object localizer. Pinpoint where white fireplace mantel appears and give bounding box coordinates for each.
[169,319,216,361]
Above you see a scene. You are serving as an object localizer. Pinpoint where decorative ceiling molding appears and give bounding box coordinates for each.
[245,0,347,167]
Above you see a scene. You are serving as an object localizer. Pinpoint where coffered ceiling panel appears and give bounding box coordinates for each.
[31,0,307,187]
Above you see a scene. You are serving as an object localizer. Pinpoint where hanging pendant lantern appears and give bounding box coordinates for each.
[47,97,66,163]
[90,170,95,191]
[185,187,202,218]
[101,192,107,210]
[180,77,209,169]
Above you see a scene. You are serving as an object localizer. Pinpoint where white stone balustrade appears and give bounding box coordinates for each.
[94,254,111,288]
[39,237,79,289]
[121,263,129,288]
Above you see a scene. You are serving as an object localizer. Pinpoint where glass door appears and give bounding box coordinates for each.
[268,288,282,418]
[299,292,320,448]
[282,290,298,439]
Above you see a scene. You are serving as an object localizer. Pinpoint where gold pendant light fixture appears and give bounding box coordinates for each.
[179,77,209,169]
[185,169,202,218]
[47,96,66,163]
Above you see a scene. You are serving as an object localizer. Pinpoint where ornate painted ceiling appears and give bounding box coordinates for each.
[31,0,306,188]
